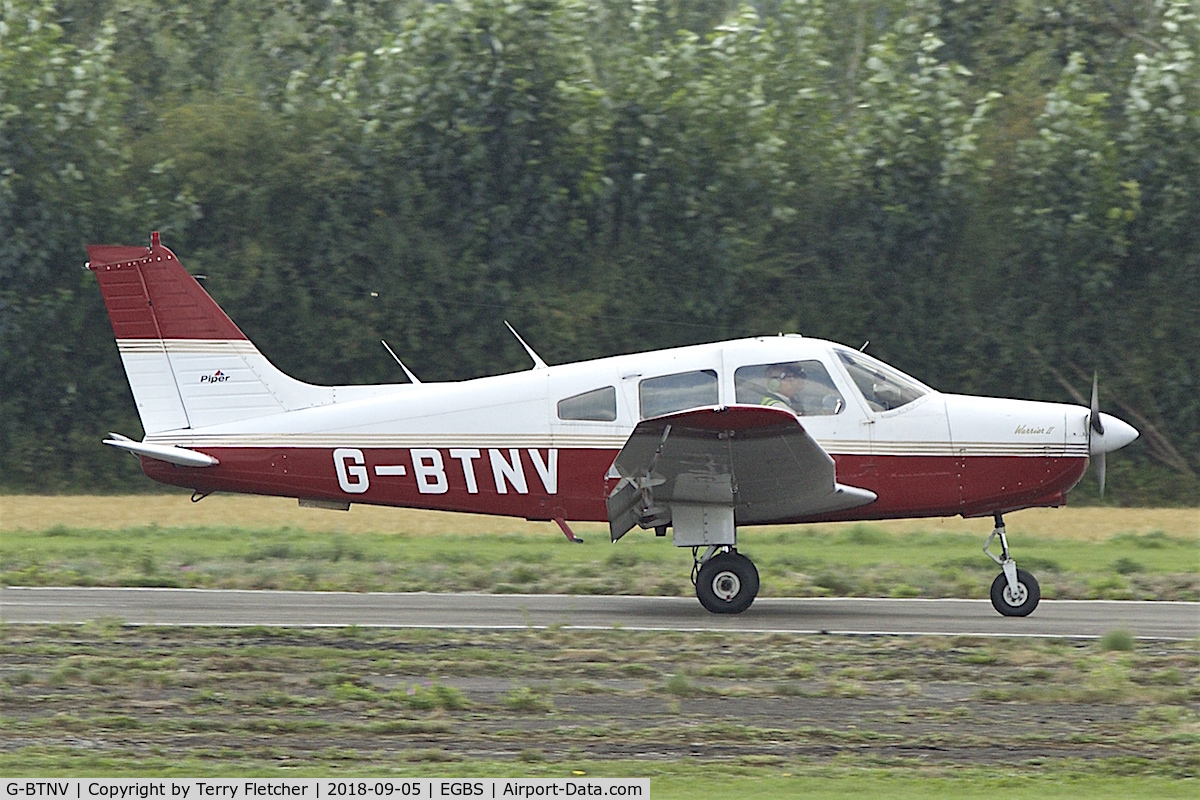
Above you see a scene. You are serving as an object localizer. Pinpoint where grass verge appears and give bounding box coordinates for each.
[2,514,1196,599]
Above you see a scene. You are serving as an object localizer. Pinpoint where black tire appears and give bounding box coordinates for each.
[696,551,759,614]
[990,569,1040,617]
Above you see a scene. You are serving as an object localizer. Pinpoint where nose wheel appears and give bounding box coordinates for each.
[990,568,1040,617]
[694,549,759,614]
[984,514,1041,617]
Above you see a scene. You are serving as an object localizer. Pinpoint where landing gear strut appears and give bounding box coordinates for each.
[693,547,759,614]
[984,513,1040,617]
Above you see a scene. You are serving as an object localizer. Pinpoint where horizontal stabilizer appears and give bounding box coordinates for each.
[103,433,219,467]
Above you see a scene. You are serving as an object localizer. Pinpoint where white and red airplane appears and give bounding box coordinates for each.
[87,233,1139,617]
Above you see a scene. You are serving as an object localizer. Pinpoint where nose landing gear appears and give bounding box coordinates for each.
[984,513,1041,617]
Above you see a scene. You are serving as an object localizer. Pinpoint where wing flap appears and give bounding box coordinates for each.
[606,405,875,541]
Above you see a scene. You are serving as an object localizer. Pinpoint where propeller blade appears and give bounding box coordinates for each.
[1089,372,1106,496]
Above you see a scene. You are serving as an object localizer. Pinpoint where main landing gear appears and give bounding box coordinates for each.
[692,546,760,614]
[984,513,1040,617]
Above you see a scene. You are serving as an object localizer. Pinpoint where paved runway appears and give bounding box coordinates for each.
[2,587,1197,638]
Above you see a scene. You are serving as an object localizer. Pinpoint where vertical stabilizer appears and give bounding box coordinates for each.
[87,232,333,434]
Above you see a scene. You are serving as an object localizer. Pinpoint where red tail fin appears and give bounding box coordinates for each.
[86,232,246,341]
[88,232,343,434]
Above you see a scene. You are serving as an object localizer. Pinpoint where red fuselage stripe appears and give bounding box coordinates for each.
[141,447,1088,523]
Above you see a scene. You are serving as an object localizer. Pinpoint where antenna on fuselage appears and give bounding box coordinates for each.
[859,340,870,352]
[380,340,422,384]
[504,321,548,370]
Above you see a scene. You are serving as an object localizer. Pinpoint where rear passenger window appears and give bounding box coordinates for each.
[557,386,618,421]
[639,370,719,419]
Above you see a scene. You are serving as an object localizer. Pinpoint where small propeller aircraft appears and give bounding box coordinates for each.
[87,233,1139,617]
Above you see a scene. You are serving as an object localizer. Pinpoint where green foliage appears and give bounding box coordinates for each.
[502,685,553,712]
[1099,629,1137,652]
[663,673,693,696]
[1,0,1197,499]
[394,682,469,710]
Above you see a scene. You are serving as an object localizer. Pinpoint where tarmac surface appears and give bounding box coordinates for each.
[3,587,1197,638]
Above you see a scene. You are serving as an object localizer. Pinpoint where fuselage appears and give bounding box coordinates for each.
[138,335,1116,524]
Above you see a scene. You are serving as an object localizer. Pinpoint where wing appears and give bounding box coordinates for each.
[606,405,876,542]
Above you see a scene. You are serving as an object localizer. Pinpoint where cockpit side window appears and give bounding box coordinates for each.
[735,360,844,415]
[557,386,617,422]
[639,370,719,419]
[836,350,929,411]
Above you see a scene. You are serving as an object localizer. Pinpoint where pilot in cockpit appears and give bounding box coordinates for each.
[758,362,844,416]
[760,363,807,412]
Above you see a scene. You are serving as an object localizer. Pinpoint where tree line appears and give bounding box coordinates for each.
[1,0,1197,502]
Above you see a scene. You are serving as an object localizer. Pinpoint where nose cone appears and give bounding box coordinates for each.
[1091,412,1139,455]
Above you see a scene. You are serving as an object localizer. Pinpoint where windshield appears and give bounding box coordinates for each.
[836,349,930,412]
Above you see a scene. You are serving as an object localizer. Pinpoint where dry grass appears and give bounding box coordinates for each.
[0,493,583,537]
[2,494,1196,541]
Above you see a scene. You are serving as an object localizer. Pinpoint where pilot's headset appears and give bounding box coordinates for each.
[767,364,804,392]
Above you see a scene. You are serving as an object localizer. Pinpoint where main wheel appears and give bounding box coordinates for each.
[696,551,759,614]
[990,568,1040,617]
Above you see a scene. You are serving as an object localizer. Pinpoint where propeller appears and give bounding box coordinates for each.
[1088,372,1106,496]
[1082,374,1139,497]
